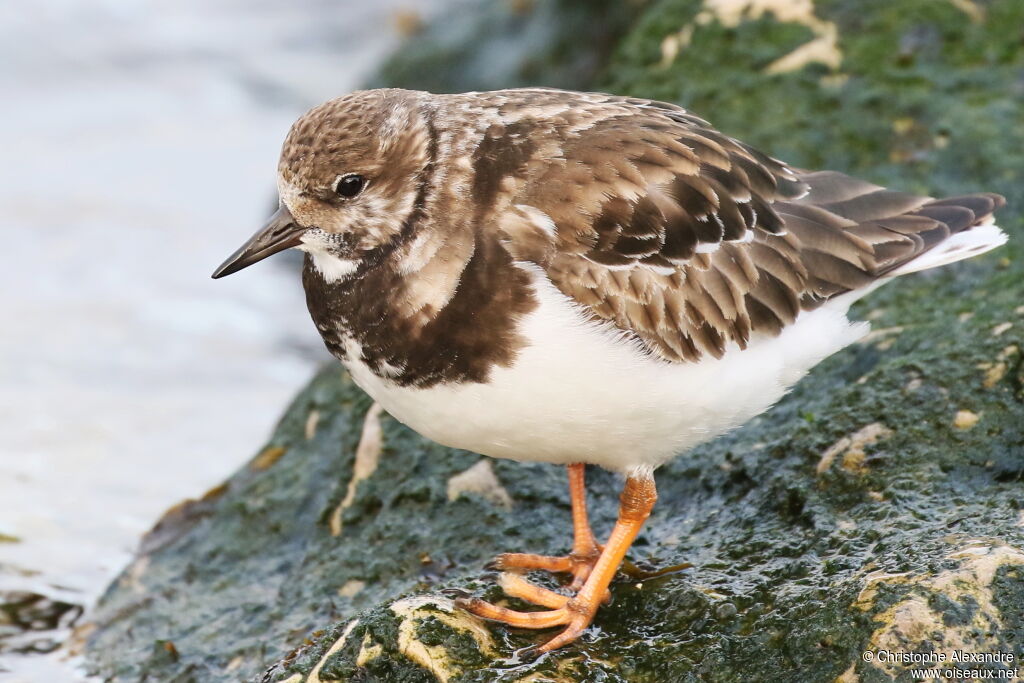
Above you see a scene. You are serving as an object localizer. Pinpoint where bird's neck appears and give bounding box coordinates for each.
[301,231,536,388]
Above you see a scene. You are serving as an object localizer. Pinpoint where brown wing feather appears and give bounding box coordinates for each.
[488,91,1004,363]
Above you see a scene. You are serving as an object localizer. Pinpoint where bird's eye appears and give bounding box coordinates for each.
[334,174,366,198]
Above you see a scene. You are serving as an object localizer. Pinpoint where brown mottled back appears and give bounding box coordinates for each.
[463,89,1005,362]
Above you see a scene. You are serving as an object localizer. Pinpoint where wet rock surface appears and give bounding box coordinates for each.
[85,0,1024,680]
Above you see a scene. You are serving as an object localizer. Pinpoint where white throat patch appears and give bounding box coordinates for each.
[298,233,358,282]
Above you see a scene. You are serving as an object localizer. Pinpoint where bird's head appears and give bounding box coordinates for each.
[212,89,433,279]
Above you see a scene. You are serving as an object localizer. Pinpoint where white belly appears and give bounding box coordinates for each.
[343,266,868,476]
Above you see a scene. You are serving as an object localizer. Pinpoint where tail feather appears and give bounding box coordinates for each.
[870,192,1005,275]
[782,171,1007,308]
[887,218,1007,276]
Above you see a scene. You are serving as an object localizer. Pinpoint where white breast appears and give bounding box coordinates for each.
[342,263,868,476]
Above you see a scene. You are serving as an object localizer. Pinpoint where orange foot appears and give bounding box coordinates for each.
[456,467,657,653]
[486,463,602,592]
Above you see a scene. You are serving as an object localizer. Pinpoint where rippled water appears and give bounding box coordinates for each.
[0,0,451,678]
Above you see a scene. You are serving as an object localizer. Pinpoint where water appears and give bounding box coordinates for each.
[0,0,451,678]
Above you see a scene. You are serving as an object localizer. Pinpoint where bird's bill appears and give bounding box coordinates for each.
[211,206,305,278]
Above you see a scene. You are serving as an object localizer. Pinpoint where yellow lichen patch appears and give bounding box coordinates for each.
[200,482,229,502]
[817,423,893,476]
[953,410,980,430]
[834,661,859,683]
[391,8,424,37]
[338,579,366,598]
[307,619,360,683]
[981,345,1021,388]
[981,362,1008,388]
[279,675,303,683]
[304,410,320,440]
[764,27,840,74]
[659,26,694,65]
[251,445,287,471]
[891,117,916,135]
[389,596,497,682]
[854,570,914,611]
[858,326,904,350]
[992,322,1013,337]
[659,0,842,74]
[330,403,384,537]
[356,632,383,667]
[948,0,986,23]
[446,459,514,509]
[841,449,867,474]
[858,542,1024,679]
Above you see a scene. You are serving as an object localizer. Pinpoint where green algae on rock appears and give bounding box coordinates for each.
[84,0,1024,681]
[369,0,644,93]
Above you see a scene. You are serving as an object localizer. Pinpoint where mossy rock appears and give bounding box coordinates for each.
[369,0,644,93]
[84,0,1024,681]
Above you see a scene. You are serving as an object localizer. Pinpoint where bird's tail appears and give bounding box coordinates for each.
[780,171,1007,309]
[885,213,1006,276]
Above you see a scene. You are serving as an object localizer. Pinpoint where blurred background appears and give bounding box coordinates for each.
[2,0,1022,679]
[0,0,457,677]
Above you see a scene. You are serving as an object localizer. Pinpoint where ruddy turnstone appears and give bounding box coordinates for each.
[213,88,1007,652]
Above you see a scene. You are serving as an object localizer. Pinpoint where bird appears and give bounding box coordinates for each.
[212,87,1007,653]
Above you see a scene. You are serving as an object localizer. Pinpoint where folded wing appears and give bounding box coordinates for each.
[496,94,1005,363]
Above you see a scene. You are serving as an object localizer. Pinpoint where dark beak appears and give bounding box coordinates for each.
[211,206,305,279]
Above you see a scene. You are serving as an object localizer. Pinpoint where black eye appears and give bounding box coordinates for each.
[334,174,366,198]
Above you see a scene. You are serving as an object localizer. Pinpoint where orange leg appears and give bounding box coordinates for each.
[458,473,657,652]
[489,463,602,589]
